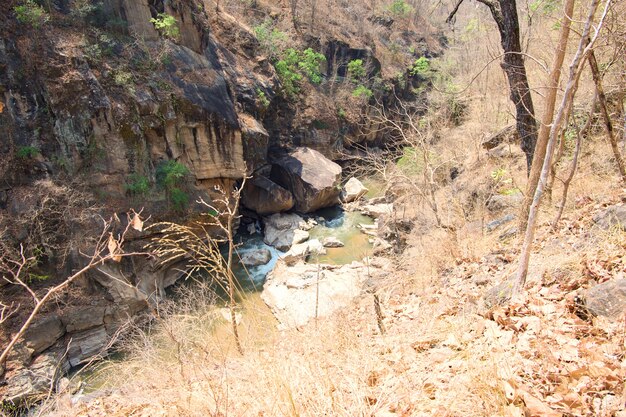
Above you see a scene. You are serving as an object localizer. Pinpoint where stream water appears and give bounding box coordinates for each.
[76,205,376,393]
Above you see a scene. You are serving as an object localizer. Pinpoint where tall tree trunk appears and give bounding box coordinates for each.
[514,0,609,295]
[478,0,538,172]
[518,0,575,233]
[587,48,626,182]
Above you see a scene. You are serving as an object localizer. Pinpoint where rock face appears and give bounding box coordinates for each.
[263,213,304,251]
[271,148,342,213]
[24,315,65,356]
[262,258,390,329]
[341,177,369,203]
[239,248,272,267]
[361,203,393,219]
[583,279,626,319]
[241,176,295,215]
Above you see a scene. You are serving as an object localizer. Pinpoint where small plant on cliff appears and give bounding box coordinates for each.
[156,160,190,211]
[409,57,431,77]
[253,19,287,59]
[298,48,326,84]
[352,85,373,99]
[16,146,40,159]
[14,0,49,28]
[387,0,413,18]
[275,48,326,97]
[347,59,366,81]
[150,13,180,40]
[125,173,150,197]
[256,88,270,110]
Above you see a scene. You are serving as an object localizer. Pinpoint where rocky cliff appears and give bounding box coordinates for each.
[0,0,443,406]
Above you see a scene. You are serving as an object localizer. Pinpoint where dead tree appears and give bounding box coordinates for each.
[447,0,538,172]
[0,212,148,369]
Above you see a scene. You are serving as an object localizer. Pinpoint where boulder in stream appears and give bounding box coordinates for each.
[341,177,368,203]
[271,147,342,213]
[241,176,295,215]
[263,212,304,251]
[322,237,345,248]
[239,248,272,267]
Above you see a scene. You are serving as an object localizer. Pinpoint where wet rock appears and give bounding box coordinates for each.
[24,314,65,355]
[67,326,109,367]
[61,306,106,333]
[239,248,272,267]
[341,177,368,203]
[271,147,342,213]
[262,259,389,329]
[263,213,304,251]
[593,204,626,230]
[361,203,393,219]
[322,237,345,248]
[582,279,626,319]
[292,229,310,245]
[241,176,294,215]
[486,193,523,212]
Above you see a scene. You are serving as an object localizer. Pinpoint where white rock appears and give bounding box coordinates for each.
[262,259,391,329]
[341,177,369,203]
[322,237,345,248]
[361,203,393,219]
[282,239,326,266]
[292,229,310,245]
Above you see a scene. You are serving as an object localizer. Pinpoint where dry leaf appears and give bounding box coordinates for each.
[502,380,517,403]
[0,101,4,113]
[130,213,144,232]
[519,389,562,417]
[108,234,122,262]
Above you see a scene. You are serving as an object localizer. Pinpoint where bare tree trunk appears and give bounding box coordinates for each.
[514,0,610,295]
[587,48,626,182]
[552,118,584,228]
[519,0,574,232]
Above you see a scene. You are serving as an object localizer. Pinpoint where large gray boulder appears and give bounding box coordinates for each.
[239,248,272,267]
[583,279,626,319]
[593,204,626,230]
[271,147,342,213]
[263,213,304,251]
[241,176,294,215]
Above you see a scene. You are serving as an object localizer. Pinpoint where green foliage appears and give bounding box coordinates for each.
[298,48,326,84]
[387,0,413,17]
[347,59,366,81]
[16,146,40,159]
[337,107,347,119]
[150,13,180,39]
[170,188,189,211]
[156,160,190,211]
[125,173,150,196]
[156,160,189,190]
[256,88,270,109]
[352,85,373,99]
[113,70,135,93]
[275,56,303,97]
[410,57,430,77]
[14,0,49,28]
[490,168,519,195]
[253,19,287,58]
[83,33,116,62]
